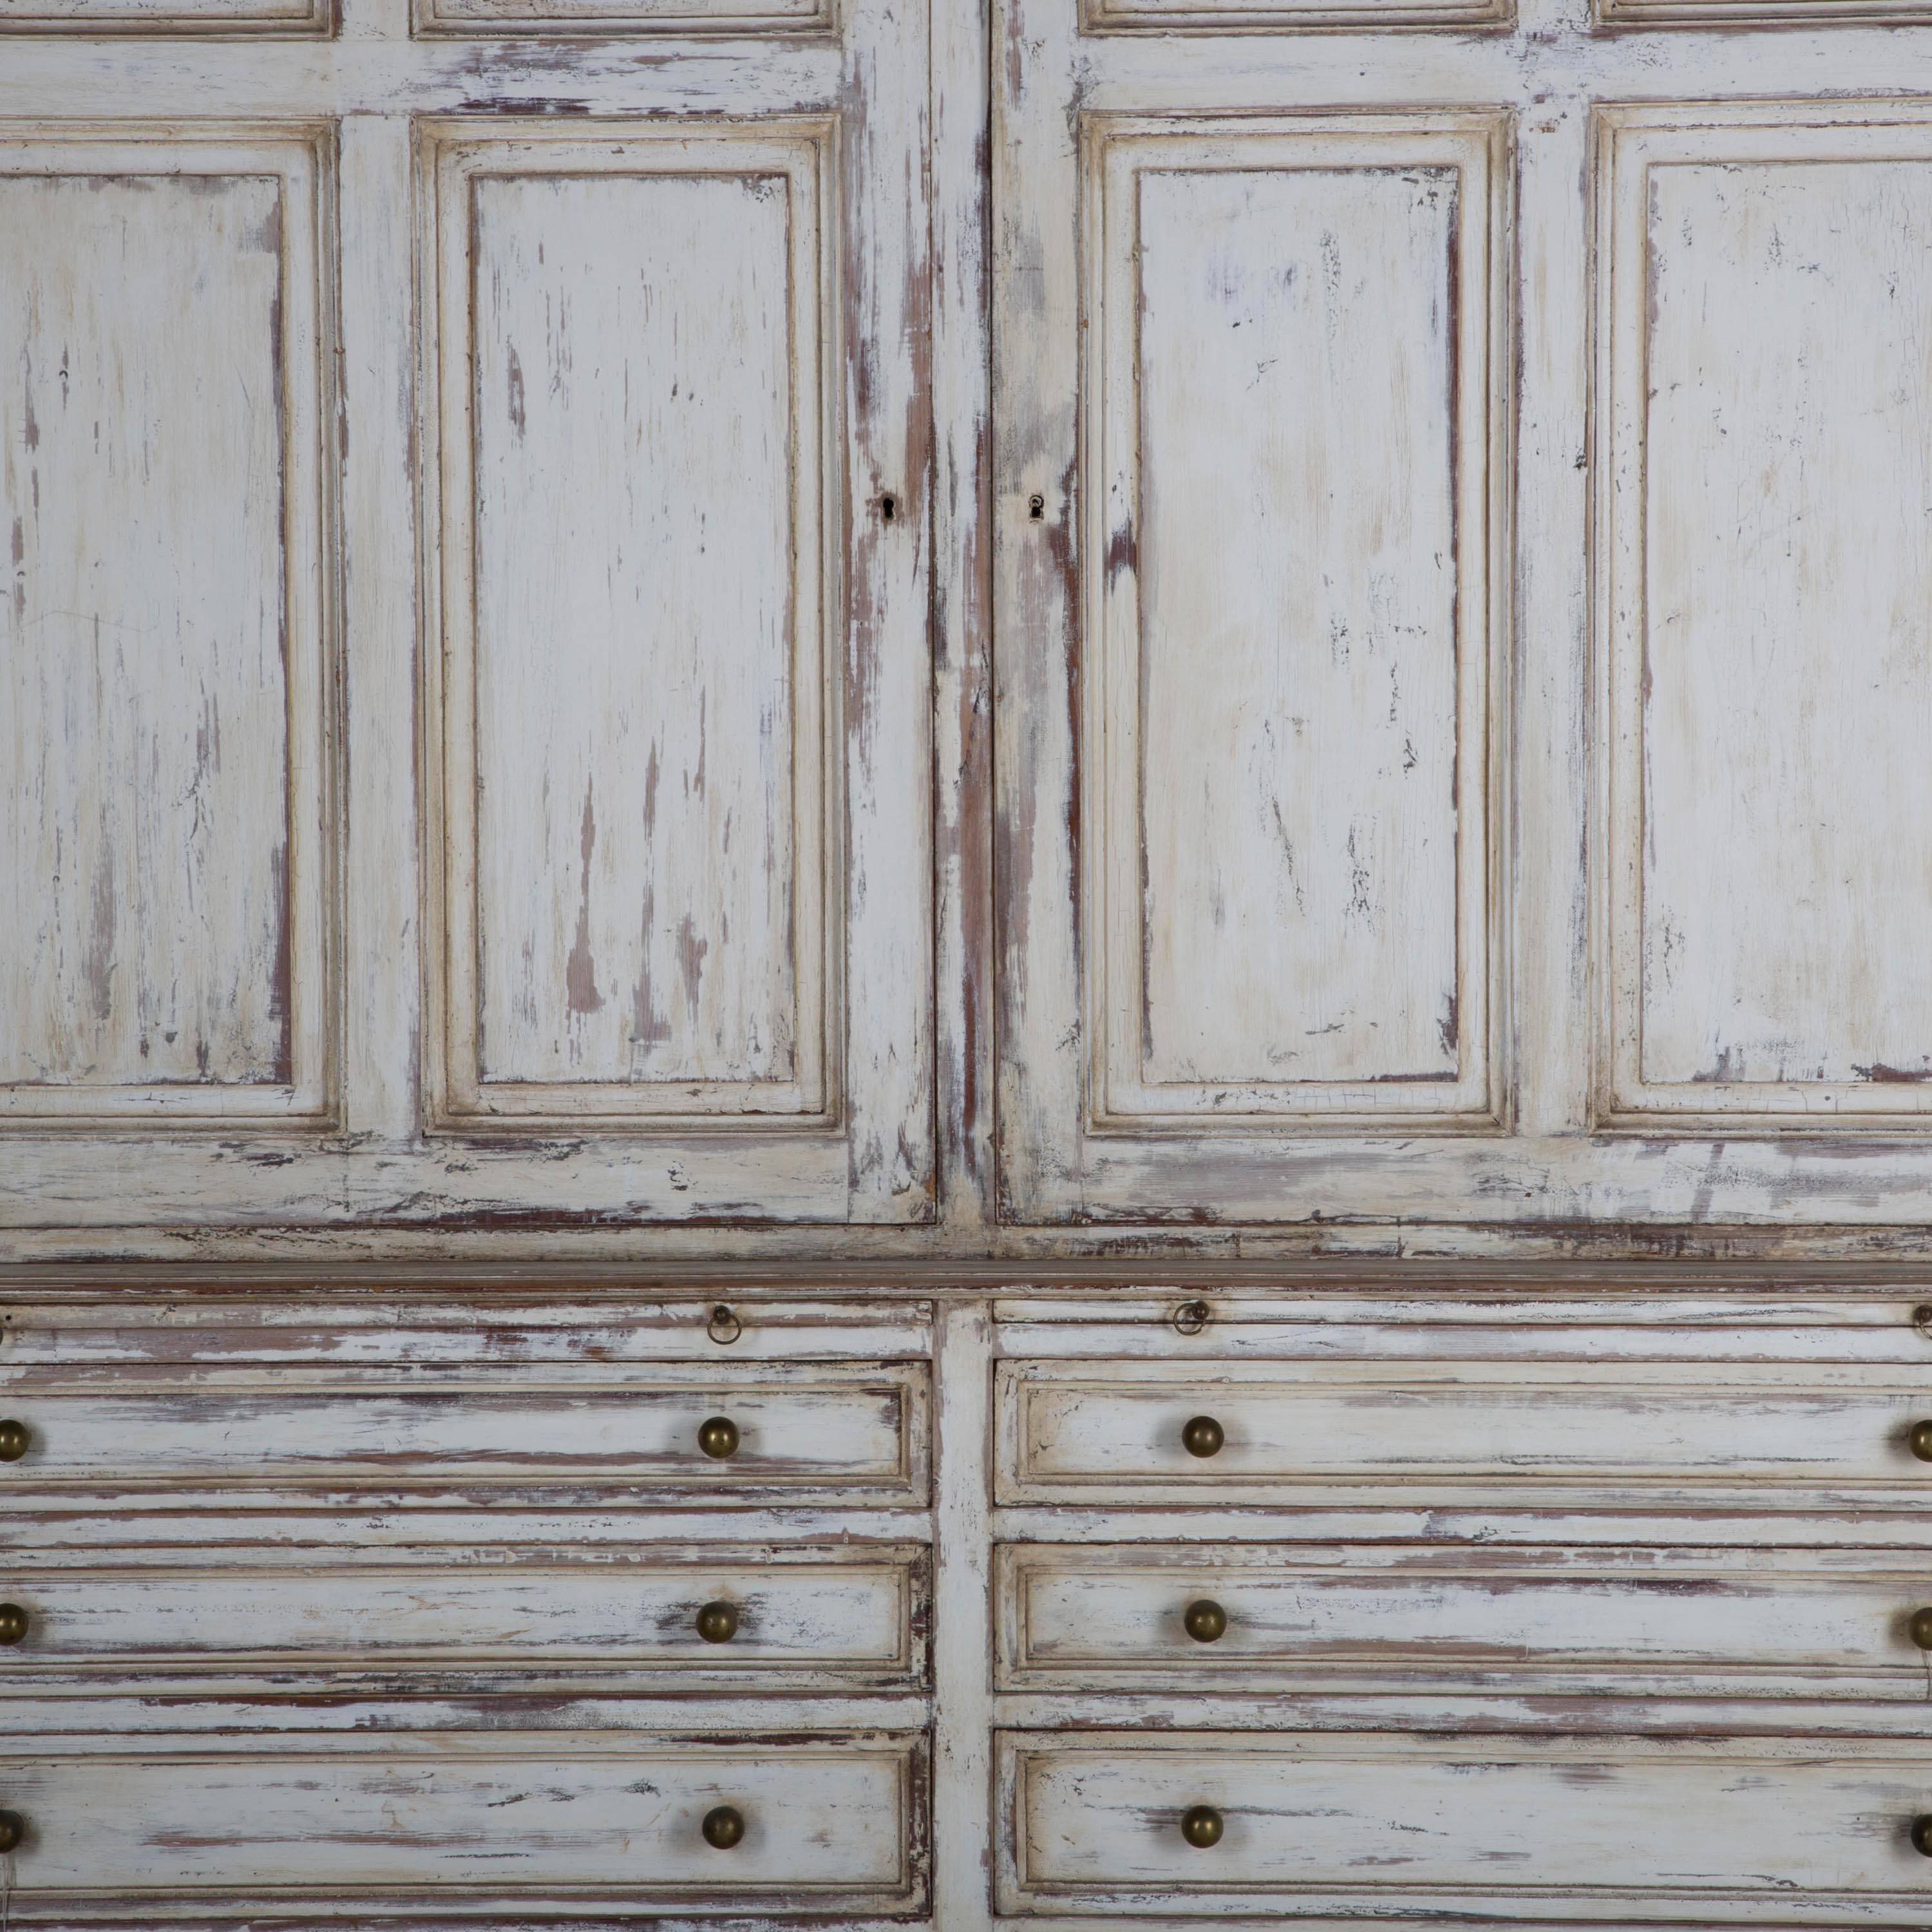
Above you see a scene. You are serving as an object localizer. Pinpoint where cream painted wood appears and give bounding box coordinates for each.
[996,1542,1932,1696]
[0,1361,930,1505]
[996,1358,1932,1510]
[0,1732,928,1913]
[0,127,336,1126]
[1598,100,1932,1129]
[0,1546,925,1683]
[414,0,827,29]
[0,0,331,30]
[1083,115,1502,1132]
[996,1731,1932,1920]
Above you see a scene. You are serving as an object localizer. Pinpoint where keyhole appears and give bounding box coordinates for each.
[880,493,897,522]
[1028,493,1046,520]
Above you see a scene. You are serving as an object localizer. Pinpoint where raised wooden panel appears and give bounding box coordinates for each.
[424,120,836,1132]
[1,1546,926,1685]
[995,1358,1932,1512]
[1599,0,1928,25]
[0,129,335,1126]
[1085,116,1502,1134]
[414,0,828,31]
[1600,104,1932,1130]
[1082,0,1506,30]
[998,1731,1932,1919]
[0,0,332,32]
[2,1733,927,1912]
[996,1542,1932,1698]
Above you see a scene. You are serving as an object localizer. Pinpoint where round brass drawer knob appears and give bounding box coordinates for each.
[1911,1608,1932,1651]
[0,1422,27,1463]
[0,1605,26,1647]
[0,1810,24,1854]
[1180,1804,1224,1848]
[703,1804,746,1850]
[695,1600,739,1644]
[1910,1423,1932,1463]
[697,1417,740,1460]
[1913,1815,1932,1857]
[1183,1598,1227,1643]
[1181,1416,1224,1459]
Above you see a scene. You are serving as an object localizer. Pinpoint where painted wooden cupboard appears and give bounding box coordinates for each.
[8,0,1932,1922]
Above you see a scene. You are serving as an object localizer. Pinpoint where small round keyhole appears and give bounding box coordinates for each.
[1028,493,1045,520]
[880,493,897,522]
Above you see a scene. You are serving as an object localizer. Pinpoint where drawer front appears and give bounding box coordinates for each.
[998,1731,1932,1920]
[0,1734,926,1912]
[1,1546,924,1682]
[998,1359,1932,1508]
[0,1362,929,1504]
[997,1543,1932,1692]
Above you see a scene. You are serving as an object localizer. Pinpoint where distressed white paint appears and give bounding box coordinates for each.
[2,1549,922,1679]
[415,0,826,26]
[1602,103,1932,1127]
[997,1542,1932,1692]
[430,126,829,1124]
[0,0,330,30]
[1088,120,1497,1123]
[0,1734,925,1905]
[998,1731,1932,1917]
[0,130,334,1124]
[996,1357,1932,1508]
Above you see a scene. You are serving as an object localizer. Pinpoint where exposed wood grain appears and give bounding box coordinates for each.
[0,129,336,1126]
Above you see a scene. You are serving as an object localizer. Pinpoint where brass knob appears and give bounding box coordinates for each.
[1913,1815,1932,1857]
[1911,1609,1932,1651]
[1180,1804,1223,1848]
[1181,1415,1224,1459]
[697,1416,739,1460]
[695,1600,739,1644]
[1911,1422,1932,1463]
[0,1605,26,1646]
[702,1804,745,1849]
[0,1421,26,1463]
[0,1810,23,1853]
[1183,1598,1227,1643]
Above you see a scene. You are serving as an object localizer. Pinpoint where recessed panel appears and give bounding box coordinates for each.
[415,0,825,30]
[1600,105,1932,1126]
[0,0,331,32]
[0,131,334,1124]
[1083,0,1506,28]
[428,123,834,1128]
[1086,117,1502,1130]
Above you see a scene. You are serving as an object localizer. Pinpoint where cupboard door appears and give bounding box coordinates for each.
[0,0,931,1239]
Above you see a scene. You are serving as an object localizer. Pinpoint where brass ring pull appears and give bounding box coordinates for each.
[1183,1598,1227,1643]
[703,1804,745,1850]
[706,1304,742,1347]
[1911,1422,1932,1463]
[0,1421,27,1463]
[0,1605,26,1647]
[1913,1815,1932,1857]
[697,1416,740,1460]
[695,1600,739,1644]
[0,1810,24,1854]
[1181,1415,1224,1459]
[1180,1804,1223,1848]
[1171,1300,1210,1337]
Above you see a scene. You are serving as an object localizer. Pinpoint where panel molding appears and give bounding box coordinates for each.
[1080,111,1510,1139]
[417,117,842,1137]
[0,0,333,33]
[1595,100,1932,1134]
[1081,0,1508,29]
[413,0,831,30]
[0,122,341,1131]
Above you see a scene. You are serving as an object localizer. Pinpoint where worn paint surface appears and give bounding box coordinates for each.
[0,142,332,1122]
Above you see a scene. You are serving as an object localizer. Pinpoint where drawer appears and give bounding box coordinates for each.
[0,1361,929,1506]
[0,1732,927,1916]
[0,1545,925,1684]
[996,1542,1932,1694]
[997,1730,1932,1920]
[997,1358,1932,1510]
